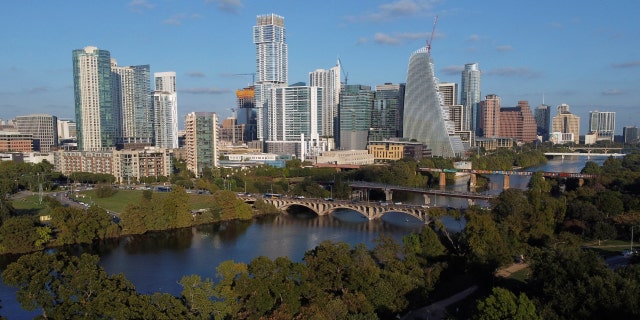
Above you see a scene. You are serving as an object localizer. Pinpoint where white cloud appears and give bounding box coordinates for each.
[345,0,438,23]
[496,45,513,52]
[129,0,154,13]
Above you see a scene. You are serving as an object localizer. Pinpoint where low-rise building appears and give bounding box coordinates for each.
[0,132,34,152]
[315,150,374,166]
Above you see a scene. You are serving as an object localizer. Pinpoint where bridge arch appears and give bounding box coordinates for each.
[259,198,430,223]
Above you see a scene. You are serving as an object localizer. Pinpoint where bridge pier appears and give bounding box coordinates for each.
[503,175,510,190]
[439,172,446,186]
[423,194,431,205]
[384,189,393,202]
[469,173,477,188]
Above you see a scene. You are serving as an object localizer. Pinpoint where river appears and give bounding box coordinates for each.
[0,156,607,319]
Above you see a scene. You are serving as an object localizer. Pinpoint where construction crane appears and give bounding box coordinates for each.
[234,73,256,86]
[337,58,348,86]
[426,15,439,54]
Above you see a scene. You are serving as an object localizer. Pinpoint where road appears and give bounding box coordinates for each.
[400,286,478,320]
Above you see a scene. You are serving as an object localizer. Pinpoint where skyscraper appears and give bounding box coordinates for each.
[15,114,58,152]
[403,47,464,158]
[72,46,117,151]
[339,85,374,150]
[552,104,580,144]
[236,86,257,142]
[254,14,288,142]
[370,83,404,141]
[460,63,481,135]
[499,101,537,143]
[534,104,551,141]
[438,82,458,106]
[265,85,323,159]
[589,111,615,141]
[623,126,639,144]
[185,112,218,176]
[111,60,152,146]
[309,61,340,137]
[480,94,500,138]
[153,72,178,149]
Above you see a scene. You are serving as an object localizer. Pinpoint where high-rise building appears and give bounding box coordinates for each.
[236,86,257,142]
[589,111,615,141]
[460,63,481,134]
[552,104,580,144]
[534,104,551,141]
[339,85,374,150]
[623,126,639,144]
[480,94,501,138]
[72,46,117,151]
[438,82,458,106]
[369,83,404,141]
[309,61,341,137]
[499,101,537,143]
[14,114,58,152]
[153,72,178,149]
[439,82,463,132]
[111,60,152,146]
[254,14,288,141]
[265,85,325,160]
[185,112,218,176]
[403,47,464,158]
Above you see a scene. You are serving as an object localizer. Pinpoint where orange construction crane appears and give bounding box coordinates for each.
[427,16,439,54]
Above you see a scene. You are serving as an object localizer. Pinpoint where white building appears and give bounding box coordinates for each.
[254,14,288,141]
[315,150,374,166]
[309,61,341,137]
[589,111,615,142]
[153,72,178,149]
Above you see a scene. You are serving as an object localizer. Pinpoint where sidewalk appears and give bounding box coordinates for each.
[401,285,478,320]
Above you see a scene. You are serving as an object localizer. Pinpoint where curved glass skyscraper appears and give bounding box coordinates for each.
[461,63,481,135]
[403,47,464,158]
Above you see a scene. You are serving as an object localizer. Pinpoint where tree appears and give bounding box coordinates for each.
[179,275,215,319]
[0,216,43,254]
[462,210,511,267]
[1,252,143,319]
[475,287,541,320]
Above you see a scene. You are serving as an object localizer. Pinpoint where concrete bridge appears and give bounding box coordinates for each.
[242,196,430,223]
[348,181,495,203]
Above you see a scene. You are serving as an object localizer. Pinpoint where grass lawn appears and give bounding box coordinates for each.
[11,195,48,216]
[77,189,215,213]
[583,239,633,258]
[508,267,531,283]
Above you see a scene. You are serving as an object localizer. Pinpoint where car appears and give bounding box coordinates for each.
[324,197,334,201]
[394,202,403,205]
[294,195,305,199]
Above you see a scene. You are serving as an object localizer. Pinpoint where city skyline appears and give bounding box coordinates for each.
[1,0,638,134]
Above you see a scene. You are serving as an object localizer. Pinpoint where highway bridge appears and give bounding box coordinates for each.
[347,181,495,201]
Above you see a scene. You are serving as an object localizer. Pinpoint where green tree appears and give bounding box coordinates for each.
[1,252,143,319]
[462,210,511,267]
[0,216,42,254]
[179,275,215,319]
[475,287,541,320]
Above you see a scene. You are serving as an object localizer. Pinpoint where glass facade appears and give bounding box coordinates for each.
[461,63,481,135]
[403,47,464,158]
[185,112,218,176]
[266,85,322,141]
[589,111,615,141]
[338,85,374,150]
[111,63,152,145]
[370,83,404,141]
[254,14,288,141]
[73,46,117,151]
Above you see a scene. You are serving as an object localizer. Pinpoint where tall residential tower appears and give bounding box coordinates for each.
[153,72,178,149]
[72,46,117,151]
[461,63,481,135]
[309,61,340,137]
[403,47,464,158]
[254,14,288,142]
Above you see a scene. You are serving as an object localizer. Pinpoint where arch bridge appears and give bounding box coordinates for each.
[245,197,430,223]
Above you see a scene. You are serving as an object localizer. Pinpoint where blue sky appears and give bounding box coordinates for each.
[1,0,638,134]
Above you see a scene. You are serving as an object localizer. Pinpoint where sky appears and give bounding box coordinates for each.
[1,0,639,134]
